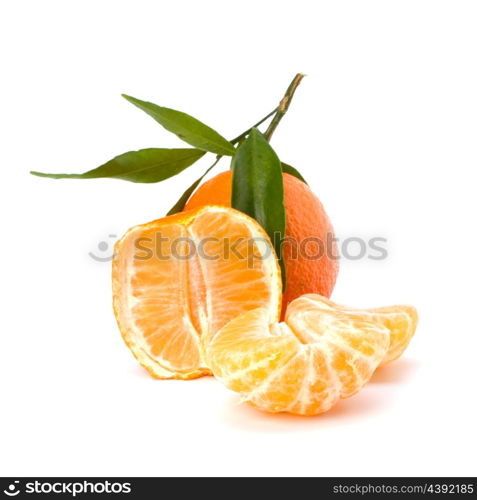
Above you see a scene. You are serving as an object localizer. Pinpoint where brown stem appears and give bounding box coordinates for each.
[264,73,305,142]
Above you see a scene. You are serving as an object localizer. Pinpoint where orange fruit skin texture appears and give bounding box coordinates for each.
[206,295,418,416]
[185,171,339,315]
[112,206,282,380]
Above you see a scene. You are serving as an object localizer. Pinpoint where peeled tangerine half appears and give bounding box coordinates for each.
[207,295,418,416]
[112,206,281,379]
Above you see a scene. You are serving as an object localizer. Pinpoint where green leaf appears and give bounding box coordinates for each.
[281,162,308,184]
[231,128,286,289]
[30,148,205,183]
[122,94,235,156]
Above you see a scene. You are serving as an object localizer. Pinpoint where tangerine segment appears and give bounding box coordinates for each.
[112,206,281,380]
[207,295,394,416]
[297,295,418,365]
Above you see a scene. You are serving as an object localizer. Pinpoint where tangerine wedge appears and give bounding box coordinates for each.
[207,294,418,415]
[112,206,281,379]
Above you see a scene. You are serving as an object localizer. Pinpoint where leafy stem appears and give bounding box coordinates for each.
[203,107,279,176]
[167,107,279,214]
[230,108,278,145]
[168,74,305,212]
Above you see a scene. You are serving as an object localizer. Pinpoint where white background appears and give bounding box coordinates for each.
[1,0,476,477]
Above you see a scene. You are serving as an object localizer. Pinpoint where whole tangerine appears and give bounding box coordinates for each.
[184,171,339,315]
